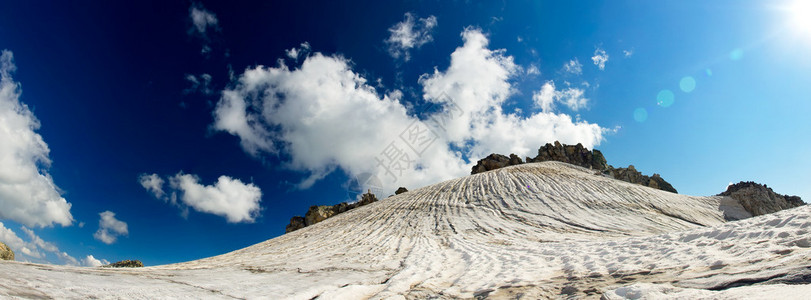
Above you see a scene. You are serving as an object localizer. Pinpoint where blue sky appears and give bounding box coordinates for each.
[0,0,809,266]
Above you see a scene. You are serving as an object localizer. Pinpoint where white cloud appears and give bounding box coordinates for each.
[0,50,73,228]
[188,3,219,55]
[183,73,213,95]
[168,174,262,223]
[189,3,218,35]
[0,221,81,265]
[591,48,609,70]
[526,64,540,76]
[0,221,41,259]
[563,59,582,75]
[82,255,109,267]
[534,81,557,112]
[93,211,128,245]
[623,49,634,57]
[385,13,437,61]
[286,42,310,61]
[139,173,165,199]
[212,28,605,195]
[533,81,589,112]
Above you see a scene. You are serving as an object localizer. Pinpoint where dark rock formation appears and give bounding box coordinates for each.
[470,141,677,193]
[719,181,805,217]
[395,187,408,195]
[105,260,143,268]
[286,190,379,233]
[0,242,13,261]
[471,153,523,174]
[604,165,678,193]
[527,141,608,171]
[285,216,306,233]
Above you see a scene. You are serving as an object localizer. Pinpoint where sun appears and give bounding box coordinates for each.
[788,1,811,35]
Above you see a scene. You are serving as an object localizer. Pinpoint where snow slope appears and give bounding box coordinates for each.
[1,162,809,299]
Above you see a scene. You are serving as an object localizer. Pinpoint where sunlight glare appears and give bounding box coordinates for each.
[789,1,811,36]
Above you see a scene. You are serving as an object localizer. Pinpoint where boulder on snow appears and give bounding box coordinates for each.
[719,181,805,217]
[285,216,306,233]
[395,187,408,195]
[104,260,143,268]
[0,242,13,261]
[604,165,678,194]
[471,153,523,174]
[286,190,380,233]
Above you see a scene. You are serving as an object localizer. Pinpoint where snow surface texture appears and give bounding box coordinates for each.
[1,162,809,299]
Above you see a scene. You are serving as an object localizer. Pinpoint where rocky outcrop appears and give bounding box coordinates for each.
[286,190,379,233]
[527,141,608,171]
[395,187,408,195]
[285,216,306,233]
[0,242,13,261]
[603,165,678,193]
[719,181,805,217]
[471,154,523,174]
[104,260,143,268]
[470,141,677,193]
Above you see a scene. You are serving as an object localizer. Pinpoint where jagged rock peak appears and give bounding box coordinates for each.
[719,181,805,217]
[470,141,677,194]
[0,242,13,261]
[104,260,143,268]
[528,141,608,171]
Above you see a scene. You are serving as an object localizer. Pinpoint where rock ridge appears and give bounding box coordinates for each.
[471,141,677,193]
[719,181,805,217]
[286,190,379,233]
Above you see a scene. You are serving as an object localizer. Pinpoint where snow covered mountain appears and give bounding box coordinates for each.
[1,162,809,299]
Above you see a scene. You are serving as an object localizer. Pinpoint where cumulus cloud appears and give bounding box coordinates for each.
[82,255,109,267]
[0,50,73,228]
[533,81,589,112]
[591,48,609,70]
[623,49,634,58]
[0,221,84,265]
[138,173,165,198]
[188,3,220,54]
[385,13,437,61]
[168,174,262,223]
[93,211,128,245]
[212,28,605,194]
[563,59,582,75]
[142,173,262,223]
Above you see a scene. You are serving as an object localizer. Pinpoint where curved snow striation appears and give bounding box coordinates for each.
[1,161,809,299]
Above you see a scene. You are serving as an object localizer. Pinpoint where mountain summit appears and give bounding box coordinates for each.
[0,161,808,298]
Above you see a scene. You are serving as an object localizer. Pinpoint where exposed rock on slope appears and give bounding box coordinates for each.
[719,181,805,217]
[285,190,379,233]
[603,165,678,193]
[4,162,809,299]
[395,187,408,195]
[471,153,523,174]
[104,260,143,268]
[471,141,677,193]
[527,141,608,170]
[0,242,13,261]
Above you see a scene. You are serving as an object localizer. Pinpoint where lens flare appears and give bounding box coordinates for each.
[633,108,648,122]
[657,90,675,107]
[729,48,744,61]
[680,76,696,93]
